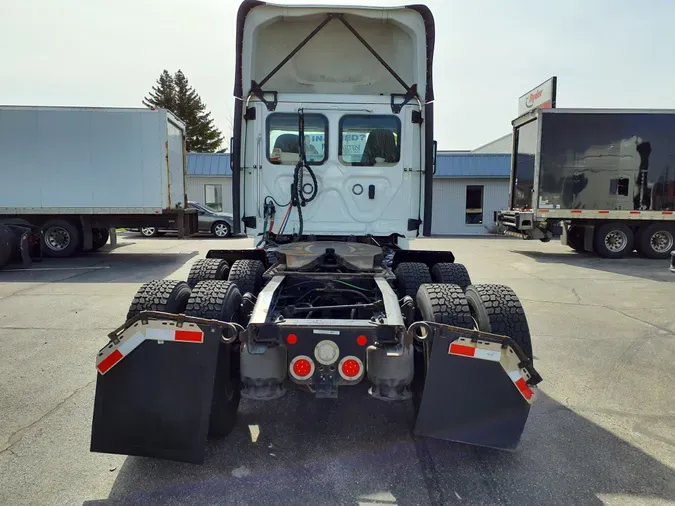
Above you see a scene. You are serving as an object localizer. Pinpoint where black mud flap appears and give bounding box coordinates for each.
[90,328,221,464]
[413,325,540,451]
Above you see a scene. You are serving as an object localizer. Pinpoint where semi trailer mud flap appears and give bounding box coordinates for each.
[411,323,542,451]
[91,313,241,464]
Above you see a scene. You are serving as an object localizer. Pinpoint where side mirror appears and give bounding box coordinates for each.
[432,140,438,175]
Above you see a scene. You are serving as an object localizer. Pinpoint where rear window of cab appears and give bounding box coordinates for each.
[339,115,401,166]
[267,113,328,165]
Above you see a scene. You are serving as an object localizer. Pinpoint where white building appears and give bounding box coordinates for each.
[187,149,512,235]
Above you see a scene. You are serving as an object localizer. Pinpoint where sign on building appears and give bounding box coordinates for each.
[518,76,557,116]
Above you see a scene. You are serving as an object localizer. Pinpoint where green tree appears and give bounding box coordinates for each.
[144,69,224,153]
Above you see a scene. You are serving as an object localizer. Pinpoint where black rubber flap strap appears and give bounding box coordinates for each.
[414,335,531,451]
[90,328,221,464]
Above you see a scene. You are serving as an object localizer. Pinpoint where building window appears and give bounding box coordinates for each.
[204,184,223,212]
[267,113,328,165]
[465,185,484,225]
[339,115,401,166]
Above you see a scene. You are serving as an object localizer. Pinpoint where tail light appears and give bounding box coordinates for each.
[289,355,315,380]
[339,356,364,381]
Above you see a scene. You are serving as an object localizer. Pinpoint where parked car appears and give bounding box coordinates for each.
[129,202,233,238]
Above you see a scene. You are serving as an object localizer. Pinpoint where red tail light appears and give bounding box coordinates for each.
[339,356,364,381]
[289,355,315,380]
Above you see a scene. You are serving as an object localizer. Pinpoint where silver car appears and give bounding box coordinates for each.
[132,202,233,238]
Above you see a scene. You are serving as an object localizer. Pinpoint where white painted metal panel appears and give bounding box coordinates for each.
[0,106,186,213]
[432,179,509,235]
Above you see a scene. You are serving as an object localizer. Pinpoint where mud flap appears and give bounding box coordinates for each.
[413,324,540,451]
[90,320,223,464]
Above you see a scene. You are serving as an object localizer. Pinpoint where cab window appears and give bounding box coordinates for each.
[339,115,401,166]
[267,113,328,165]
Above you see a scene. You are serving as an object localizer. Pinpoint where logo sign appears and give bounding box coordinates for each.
[518,76,557,116]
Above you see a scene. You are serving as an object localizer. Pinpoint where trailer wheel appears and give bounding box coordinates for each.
[430,263,472,290]
[636,223,675,259]
[228,259,265,296]
[465,284,533,361]
[567,225,585,252]
[395,262,432,299]
[185,280,242,438]
[126,279,192,320]
[412,283,473,413]
[187,258,230,289]
[41,219,81,258]
[594,222,634,259]
[0,225,13,269]
[91,228,109,251]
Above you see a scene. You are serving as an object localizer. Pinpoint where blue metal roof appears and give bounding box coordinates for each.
[185,152,509,179]
[435,153,511,179]
[186,153,232,176]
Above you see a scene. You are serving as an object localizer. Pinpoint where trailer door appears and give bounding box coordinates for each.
[167,119,186,208]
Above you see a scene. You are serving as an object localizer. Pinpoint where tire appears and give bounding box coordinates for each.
[91,228,109,251]
[430,263,472,290]
[41,219,81,258]
[187,258,230,289]
[636,223,675,259]
[465,284,533,361]
[412,283,473,413]
[227,259,265,296]
[567,225,585,252]
[212,221,231,238]
[140,227,158,238]
[395,262,432,299]
[594,222,634,259]
[0,225,13,269]
[185,280,243,438]
[126,279,192,320]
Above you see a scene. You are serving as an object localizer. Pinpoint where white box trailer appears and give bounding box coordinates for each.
[0,106,197,257]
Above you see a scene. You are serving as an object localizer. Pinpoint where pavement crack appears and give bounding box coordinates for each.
[605,307,675,337]
[0,379,95,455]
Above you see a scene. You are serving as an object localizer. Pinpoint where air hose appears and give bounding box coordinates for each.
[291,109,318,238]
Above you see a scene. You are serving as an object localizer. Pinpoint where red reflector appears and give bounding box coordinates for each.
[293,358,312,378]
[449,343,475,357]
[287,334,298,345]
[571,210,582,214]
[515,377,533,400]
[356,335,367,346]
[175,330,203,343]
[598,210,609,214]
[341,359,361,378]
[97,349,123,374]
[663,211,674,215]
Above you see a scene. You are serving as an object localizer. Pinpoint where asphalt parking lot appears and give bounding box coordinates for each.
[1,234,674,506]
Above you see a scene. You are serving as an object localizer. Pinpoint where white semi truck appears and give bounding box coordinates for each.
[90,1,542,464]
[497,108,675,259]
[0,106,197,259]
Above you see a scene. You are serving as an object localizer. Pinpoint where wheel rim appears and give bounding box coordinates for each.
[141,227,156,237]
[214,223,229,237]
[44,226,71,251]
[604,230,628,253]
[650,230,674,253]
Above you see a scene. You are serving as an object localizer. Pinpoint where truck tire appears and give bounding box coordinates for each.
[636,223,675,259]
[0,225,13,269]
[412,283,473,413]
[465,284,533,361]
[567,225,585,252]
[395,262,432,299]
[41,219,81,258]
[91,228,109,251]
[430,262,472,290]
[126,279,192,320]
[228,259,265,296]
[187,258,230,289]
[185,280,242,438]
[594,222,634,259]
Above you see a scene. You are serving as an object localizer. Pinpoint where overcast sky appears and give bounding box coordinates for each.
[2,0,675,150]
